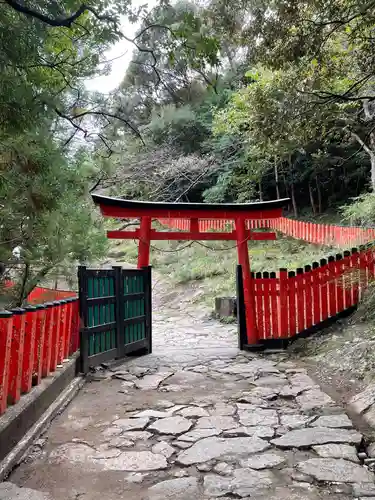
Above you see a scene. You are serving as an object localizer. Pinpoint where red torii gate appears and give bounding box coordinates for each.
[92,194,289,347]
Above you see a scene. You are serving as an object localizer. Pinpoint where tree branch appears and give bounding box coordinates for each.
[345,126,375,159]
[4,0,117,28]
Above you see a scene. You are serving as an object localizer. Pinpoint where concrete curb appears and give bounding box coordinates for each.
[0,376,85,481]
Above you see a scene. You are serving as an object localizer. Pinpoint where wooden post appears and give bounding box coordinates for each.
[235,218,258,346]
[0,311,12,414]
[33,305,46,386]
[144,266,153,354]
[50,301,62,373]
[8,308,26,405]
[304,265,313,329]
[288,271,296,336]
[22,305,37,394]
[270,272,278,338]
[278,269,288,338]
[236,265,247,350]
[312,262,321,324]
[137,216,151,268]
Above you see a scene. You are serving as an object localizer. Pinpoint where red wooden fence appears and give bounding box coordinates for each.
[0,297,80,415]
[157,217,375,247]
[251,247,372,341]
[158,217,375,344]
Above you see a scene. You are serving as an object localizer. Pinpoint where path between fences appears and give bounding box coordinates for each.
[4,274,375,500]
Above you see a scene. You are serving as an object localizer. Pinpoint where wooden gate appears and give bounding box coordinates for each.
[78,266,152,373]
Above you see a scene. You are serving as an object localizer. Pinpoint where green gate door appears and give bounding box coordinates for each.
[78,266,152,373]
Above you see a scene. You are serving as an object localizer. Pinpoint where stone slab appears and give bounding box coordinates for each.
[240,452,286,470]
[196,416,238,431]
[271,427,362,448]
[148,416,192,435]
[0,482,52,500]
[178,428,220,442]
[135,373,173,390]
[239,409,278,427]
[146,477,199,500]
[311,414,352,429]
[313,444,359,462]
[113,418,150,431]
[296,389,334,411]
[152,441,175,458]
[98,451,168,471]
[349,384,375,414]
[297,458,374,483]
[177,436,270,465]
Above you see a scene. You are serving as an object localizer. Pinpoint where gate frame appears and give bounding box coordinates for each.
[91,194,289,347]
[78,265,152,373]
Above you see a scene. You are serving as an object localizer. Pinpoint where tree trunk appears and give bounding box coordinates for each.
[315,175,322,214]
[291,182,298,217]
[288,153,298,216]
[283,176,291,212]
[259,180,263,201]
[348,128,375,190]
[274,156,280,199]
[308,182,316,215]
[17,262,30,307]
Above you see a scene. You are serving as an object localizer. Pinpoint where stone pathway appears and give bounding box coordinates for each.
[4,288,375,499]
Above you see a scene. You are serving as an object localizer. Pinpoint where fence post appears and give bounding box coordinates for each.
[8,308,26,405]
[327,256,337,318]
[342,250,352,309]
[312,262,321,324]
[278,269,288,338]
[335,254,344,313]
[296,268,305,333]
[41,302,54,377]
[0,311,12,414]
[262,272,271,340]
[288,271,297,336]
[33,304,46,386]
[70,298,80,355]
[78,266,89,374]
[351,248,360,305]
[269,272,278,338]
[22,305,37,394]
[143,266,153,354]
[255,272,263,340]
[304,265,313,329]
[113,266,125,359]
[63,298,74,361]
[50,301,62,373]
[320,259,329,320]
[236,265,247,350]
[57,300,68,366]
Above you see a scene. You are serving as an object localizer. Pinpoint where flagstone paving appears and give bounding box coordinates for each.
[5,300,375,500]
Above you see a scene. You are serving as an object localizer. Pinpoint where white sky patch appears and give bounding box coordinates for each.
[85,0,158,94]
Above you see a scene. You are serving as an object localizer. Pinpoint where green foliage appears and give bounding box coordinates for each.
[148,105,210,153]
[0,130,107,306]
[341,193,375,227]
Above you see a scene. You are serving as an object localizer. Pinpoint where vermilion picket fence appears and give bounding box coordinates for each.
[157,217,375,247]
[250,247,372,342]
[0,297,80,415]
[158,217,375,343]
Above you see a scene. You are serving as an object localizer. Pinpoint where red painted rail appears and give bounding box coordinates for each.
[157,217,375,247]
[0,297,80,415]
